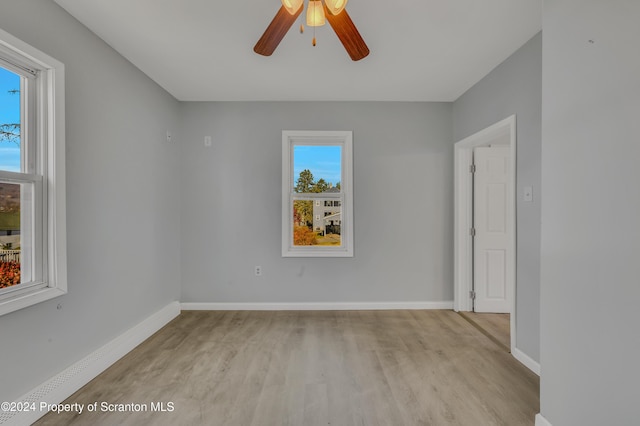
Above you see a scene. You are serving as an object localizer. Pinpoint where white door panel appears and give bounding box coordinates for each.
[474,146,511,313]
[485,249,506,298]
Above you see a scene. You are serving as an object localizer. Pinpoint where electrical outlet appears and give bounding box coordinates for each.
[204,136,212,147]
[254,266,262,276]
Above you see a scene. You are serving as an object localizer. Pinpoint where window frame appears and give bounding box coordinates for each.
[282,130,353,257]
[0,28,67,316]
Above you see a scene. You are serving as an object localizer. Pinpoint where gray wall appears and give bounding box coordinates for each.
[452,33,542,362]
[180,102,453,304]
[0,0,181,401]
[540,1,640,424]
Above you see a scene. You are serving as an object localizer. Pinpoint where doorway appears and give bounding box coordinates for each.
[453,115,516,351]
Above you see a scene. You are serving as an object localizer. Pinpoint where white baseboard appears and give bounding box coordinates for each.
[535,413,552,426]
[512,347,541,376]
[181,301,454,311]
[2,301,180,426]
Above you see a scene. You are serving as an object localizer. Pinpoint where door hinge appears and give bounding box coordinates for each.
[469,290,476,300]
[470,227,476,237]
[469,164,476,173]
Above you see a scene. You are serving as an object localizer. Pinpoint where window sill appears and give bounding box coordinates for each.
[0,286,67,316]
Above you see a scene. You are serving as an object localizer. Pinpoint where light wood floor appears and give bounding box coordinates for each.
[459,312,511,351]
[35,310,539,426]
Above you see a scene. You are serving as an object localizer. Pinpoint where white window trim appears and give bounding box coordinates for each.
[0,28,67,316]
[282,130,353,257]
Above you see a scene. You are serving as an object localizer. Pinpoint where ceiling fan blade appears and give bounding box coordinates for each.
[324,6,370,61]
[254,6,303,56]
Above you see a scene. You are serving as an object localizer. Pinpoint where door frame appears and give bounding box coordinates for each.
[454,115,516,350]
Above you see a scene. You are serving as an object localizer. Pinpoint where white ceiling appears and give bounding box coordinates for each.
[52,0,541,102]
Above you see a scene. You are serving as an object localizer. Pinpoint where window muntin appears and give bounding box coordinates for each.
[282,131,353,257]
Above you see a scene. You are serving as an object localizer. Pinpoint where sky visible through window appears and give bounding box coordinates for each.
[0,67,21,172]
[293,145,341,187]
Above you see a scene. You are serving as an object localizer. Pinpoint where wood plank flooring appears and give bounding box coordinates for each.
[35,310,539,426]
[458,312,511,351]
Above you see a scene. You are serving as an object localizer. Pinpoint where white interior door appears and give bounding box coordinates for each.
[473,146,511,313]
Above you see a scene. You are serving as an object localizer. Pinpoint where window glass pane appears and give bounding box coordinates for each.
[0,66,21,172]
[0,182,22,288]
[293,199,315,245]
[293,145,341,193]
[292,198,341,247]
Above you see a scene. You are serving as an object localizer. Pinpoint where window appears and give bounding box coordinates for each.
[282,131,353,257]
[0,28,67,316]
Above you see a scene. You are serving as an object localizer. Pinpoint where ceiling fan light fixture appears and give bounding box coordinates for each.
[281,0,304,14]
[306,0,326,26]
[254,0,369,61]
[325,0,348,15]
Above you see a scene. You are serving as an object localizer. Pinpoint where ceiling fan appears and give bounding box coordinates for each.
[254,0,369,61]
